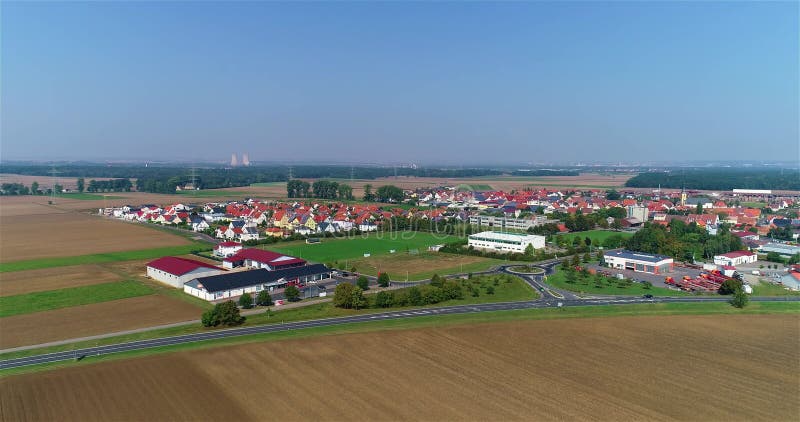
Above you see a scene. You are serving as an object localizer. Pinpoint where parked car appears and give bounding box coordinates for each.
[642,294,653,299]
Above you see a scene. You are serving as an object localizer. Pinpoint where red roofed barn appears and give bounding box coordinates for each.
[147,257,223,288]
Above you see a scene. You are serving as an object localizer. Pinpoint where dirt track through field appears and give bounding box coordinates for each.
[0,295,201,349]
[2,314,797,421]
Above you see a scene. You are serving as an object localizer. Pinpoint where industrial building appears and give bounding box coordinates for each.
[758,243,800,257]
[184,264,333,301]
[603,250,674,274]
[467,231,545,253]
[146,257,223,288]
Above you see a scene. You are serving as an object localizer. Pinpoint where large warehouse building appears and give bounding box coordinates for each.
[184,263,333,301]
[603,250,674,274]
[467,231,545,253]
[146,257,224,288]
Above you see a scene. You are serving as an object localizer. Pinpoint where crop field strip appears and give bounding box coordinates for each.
[0,280,154,318]
[0,294,204,350]
[0,243,209,273]
[1,314,795,421]
[0,210,192,264]
[0,265,123,296]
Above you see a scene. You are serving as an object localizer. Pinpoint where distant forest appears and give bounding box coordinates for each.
[626,169,800,191]
[0,164,508,194]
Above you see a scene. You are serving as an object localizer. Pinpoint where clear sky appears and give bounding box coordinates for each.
[2,1,798,165]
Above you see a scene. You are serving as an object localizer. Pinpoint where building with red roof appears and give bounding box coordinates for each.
[222,248,306,271]
[146,257,223,288]
[213,241,243,258]
[713,250,757,266]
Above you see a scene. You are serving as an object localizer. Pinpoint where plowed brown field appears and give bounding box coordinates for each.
[0,212,189,263]
[0,295,200,349]
[2,314,797,421]
[0,265,122,297]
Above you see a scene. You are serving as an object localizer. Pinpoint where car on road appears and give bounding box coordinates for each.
[642,294,653,299]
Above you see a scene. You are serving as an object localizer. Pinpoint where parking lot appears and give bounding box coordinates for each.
[585,263,703,290]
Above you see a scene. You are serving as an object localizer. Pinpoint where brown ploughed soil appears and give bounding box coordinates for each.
[0,295,201,349]
[0,265,123,297]
[2,314,797,421]
[0,211,189,263]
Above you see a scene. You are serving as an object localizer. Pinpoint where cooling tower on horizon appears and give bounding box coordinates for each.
[242,153,250,166]
[230,153,238,167]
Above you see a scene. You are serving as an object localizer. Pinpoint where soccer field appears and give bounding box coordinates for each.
[556,230,632,245]
[265,232,460,263]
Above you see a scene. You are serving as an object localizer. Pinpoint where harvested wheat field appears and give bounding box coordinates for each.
[0,265,123,297]
[0,295,201,349]
[0,211,189,263]
[2,314,797,421]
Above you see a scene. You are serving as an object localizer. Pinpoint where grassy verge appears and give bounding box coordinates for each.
[3,301,796,377]
[0,243,211,273]
[751,282,800,296]
[545,268,689,297]
[0,280,155,318]
[0,276,535,359]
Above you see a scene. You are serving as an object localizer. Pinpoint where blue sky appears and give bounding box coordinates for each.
[2,1,797,164]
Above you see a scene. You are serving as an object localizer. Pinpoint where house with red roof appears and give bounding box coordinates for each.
[213,241,242,258]
[222,248,306,271]
[146,257,223,288]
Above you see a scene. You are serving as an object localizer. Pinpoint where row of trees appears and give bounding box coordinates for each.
[626,169,800,191]
[361,184,404,202]
[333,275,468,310]
[286,179,354,200]
[86,178,132,192]
[626,221,744,260]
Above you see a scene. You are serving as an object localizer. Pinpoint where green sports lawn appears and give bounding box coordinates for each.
[556,229,633,244]
[264,232,461,263]
[0,280,154,318]
[0,243,211,273]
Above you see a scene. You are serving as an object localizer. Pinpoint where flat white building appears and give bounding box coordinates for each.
[468,231,545,253]
[603,250,673,274]
[713,250,757,266]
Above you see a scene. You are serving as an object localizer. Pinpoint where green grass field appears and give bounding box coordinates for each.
[3,300,796,376]
[545,268,688,297]
[348,254,506,281]
[751,282,800,296]
[265,232,460,263]
[556,229,633,244]
[0,243,211,273]
[0,280,154,318]
[61,193,126,200]
[740,202,766,208]
[456,183,493,191]
[174,190,248,198]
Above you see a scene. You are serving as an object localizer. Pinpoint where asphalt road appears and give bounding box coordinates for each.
[2,293,797,370]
